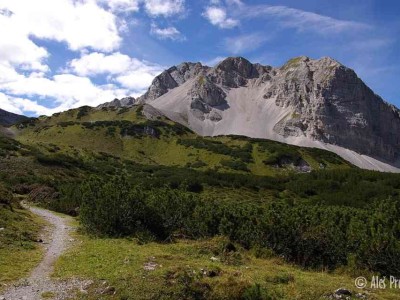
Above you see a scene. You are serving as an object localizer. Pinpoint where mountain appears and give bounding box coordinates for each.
[0,108,28,126]
[14,105,351,177]
[97,96,135,108]
[134,56,400,172]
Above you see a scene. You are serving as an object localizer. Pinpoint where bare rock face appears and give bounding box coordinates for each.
[189,76,227,107]
[266,56,400,162]
[209,57,272,87]
[97,97,135,109]
[137,62,209,103]
[189,76,226,121]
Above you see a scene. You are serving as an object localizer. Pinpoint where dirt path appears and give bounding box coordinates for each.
[0,205,83,300]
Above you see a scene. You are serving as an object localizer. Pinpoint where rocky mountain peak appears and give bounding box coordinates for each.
[209,56,272,87]
[138,55,400,170]
[215,57,254,77]
[137,61,209,103]
[97,96,135,109]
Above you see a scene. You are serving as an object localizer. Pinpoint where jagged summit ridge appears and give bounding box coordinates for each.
[100,56,400,172]
[137,62,209,103]
[98,97,135,108]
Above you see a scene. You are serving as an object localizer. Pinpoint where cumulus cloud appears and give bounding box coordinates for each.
[144,0,185,17]
[0,72,130,114]
[0,93,24,115]
[0,92,57,116]
[0,0,121,56]
[67,52,163,90]
[0,1,171,116]
[202,6,238,29]
[67,52,132,76]
[0,51,164,116]
[98,0,141,13]
[0,14,49,71]
[150,23,185,40]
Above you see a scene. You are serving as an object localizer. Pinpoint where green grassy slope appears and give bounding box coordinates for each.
[14,105,351,176]
[0,204,45,289]
[55,225,400,300]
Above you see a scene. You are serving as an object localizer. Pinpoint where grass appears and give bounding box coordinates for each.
[13,105,350,178]
[281,57,304,70]
[0,206,45,290]
[53,222,400,300]
[41,291,56,298]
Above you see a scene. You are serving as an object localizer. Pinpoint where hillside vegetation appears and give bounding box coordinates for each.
[14,105,351,175]
[0,185,45,289]
[2,105,400,298]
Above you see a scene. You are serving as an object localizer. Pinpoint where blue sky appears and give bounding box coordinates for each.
[0,0,399,116]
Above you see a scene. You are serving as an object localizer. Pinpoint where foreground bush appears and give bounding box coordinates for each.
[73,175,400,276]
[0,183,13,209]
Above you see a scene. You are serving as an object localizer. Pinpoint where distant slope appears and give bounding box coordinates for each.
[13,105,352,176]
[137,56,400,172]
[0,109,28,126]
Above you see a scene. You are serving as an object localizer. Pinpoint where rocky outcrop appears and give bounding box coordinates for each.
[267,56,400,162]
[209,57,273,87]
[97,97,135,108]
[0,109,28,126]
[188,76,227,121]
[137,62,209,103]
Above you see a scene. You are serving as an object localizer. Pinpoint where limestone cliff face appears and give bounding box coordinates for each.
[208,57,272,87]
[97,97,135,108]
[137,62,209,103]
[268,56,400,162]
[100,56,400,168]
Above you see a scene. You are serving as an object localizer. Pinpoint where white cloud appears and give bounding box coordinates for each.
[0,51,164,116]
[202,6,238,29]
[98,0,140,13]
[224,33,270,54]
[0,14,49,72]
[0,72,130,114]
[0,93,24,115]
[238,4,369,34]
[0,0,191,116]
[150,23,185,40]
[0,63,25,85]
[203,1,368,34]
[0,91,67,116]
[144,0,185,17]
[68,52,132,76]
[116,72,159,90]
[0,0,122,54]
[67,52,163,90]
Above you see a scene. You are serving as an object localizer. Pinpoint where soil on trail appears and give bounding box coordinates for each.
[0,205,83,300]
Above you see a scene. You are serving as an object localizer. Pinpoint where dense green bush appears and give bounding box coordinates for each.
[0,182,13,209]
[178,138,253,163]
[77,106,91,119]
[74,175,400,276]
[80,176,149,237]
[221,159,249,172]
